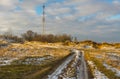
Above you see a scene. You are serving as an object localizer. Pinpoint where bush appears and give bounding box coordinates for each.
[22,30,72,43]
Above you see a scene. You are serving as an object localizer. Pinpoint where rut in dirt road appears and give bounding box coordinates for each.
[47,49,88,79]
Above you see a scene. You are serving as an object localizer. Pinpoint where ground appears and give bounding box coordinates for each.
[0,41,120,79]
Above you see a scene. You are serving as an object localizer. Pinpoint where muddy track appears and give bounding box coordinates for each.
[47,49,88,79]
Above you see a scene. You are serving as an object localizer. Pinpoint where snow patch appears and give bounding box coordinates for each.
[103,63,120,77]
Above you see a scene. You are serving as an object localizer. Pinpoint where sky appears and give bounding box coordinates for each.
[0,0,120,42]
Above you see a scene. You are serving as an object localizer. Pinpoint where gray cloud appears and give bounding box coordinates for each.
[0,0,120,42]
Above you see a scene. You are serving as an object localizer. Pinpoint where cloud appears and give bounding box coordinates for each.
[0,0,120,42]
[0,0,17,6]
[46,7,71,15]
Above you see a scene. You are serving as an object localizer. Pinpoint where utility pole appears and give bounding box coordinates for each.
[42,4,45,35]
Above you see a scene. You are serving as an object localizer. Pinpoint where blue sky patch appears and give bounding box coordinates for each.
[0,0,120,42]
[19,0,23,2]
[109,14,120,20]
[35,5,43,15]
[16,6,21,10]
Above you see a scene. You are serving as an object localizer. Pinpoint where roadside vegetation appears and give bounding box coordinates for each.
[85,49,120,79]
[0,47,70,79]
[0,55,70,79]
[0,30,120,79]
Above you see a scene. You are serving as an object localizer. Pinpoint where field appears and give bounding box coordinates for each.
[0,41,120,79]
[0,42,70,79]
[84,49,120,79]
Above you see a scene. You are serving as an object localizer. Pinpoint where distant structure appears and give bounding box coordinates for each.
[42,4,45,34]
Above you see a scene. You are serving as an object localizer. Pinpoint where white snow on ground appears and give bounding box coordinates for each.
[94,69,109,79]
[76,51,88,79]
[48,54,75,79]
[87,61,109,79]
[103,63,120,77]
[107,53,120,61]
[18,56,53,65]
[0,58,18,66]
[48,49,88,79]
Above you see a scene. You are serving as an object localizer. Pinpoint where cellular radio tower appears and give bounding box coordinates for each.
[42,4,45,34]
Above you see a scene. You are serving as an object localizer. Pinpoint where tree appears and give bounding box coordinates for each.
[21,30,72,42]
[22,30,36,41]
[3,28,13,39]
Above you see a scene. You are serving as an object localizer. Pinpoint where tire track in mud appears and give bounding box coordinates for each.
[47,49,88,79]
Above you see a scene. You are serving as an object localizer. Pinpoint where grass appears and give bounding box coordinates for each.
[0,54,71,79]
[0,49,70,79]
[91,57,119,79]
[84,49,120,79]
[0,42,71,79]
[1,41,119,79]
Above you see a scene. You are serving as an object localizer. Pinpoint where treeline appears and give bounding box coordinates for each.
[1,30,72,43]
[0,34,24,43]
[22,30,72,43]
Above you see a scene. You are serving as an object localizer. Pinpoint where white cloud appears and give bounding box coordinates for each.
[113,0,120,4]
[46,7,71,15]
[0,0,17,6]
[0,0,120,42]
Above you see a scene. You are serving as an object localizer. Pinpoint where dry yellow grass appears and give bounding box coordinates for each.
[0,42,72,79]
[0,42,70,58]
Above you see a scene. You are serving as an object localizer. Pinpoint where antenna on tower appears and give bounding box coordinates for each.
[42,4,45,34]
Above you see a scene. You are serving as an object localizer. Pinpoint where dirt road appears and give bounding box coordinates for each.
[47,49,88,79]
